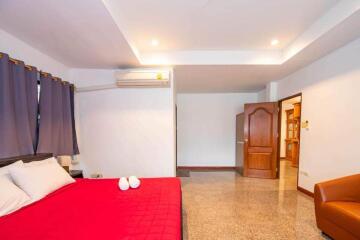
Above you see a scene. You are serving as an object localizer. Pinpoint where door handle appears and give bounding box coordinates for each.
[237,141,244,144]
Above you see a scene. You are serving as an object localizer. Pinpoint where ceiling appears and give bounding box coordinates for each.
[102,0,338,51]
[176,9,360,92]
[174,65,282,92]
[0,0,359,92]
[0,0,138,68]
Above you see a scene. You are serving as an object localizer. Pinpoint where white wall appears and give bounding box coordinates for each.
[0,29,69,79]
[257,81,278,102]
[265,82,278,102]
[177,93,258,167]
[277,37,360,192]
[257,89,266,102]
[70,69,176,178]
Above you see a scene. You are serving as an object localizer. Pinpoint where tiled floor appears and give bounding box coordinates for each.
[180,161,328,240]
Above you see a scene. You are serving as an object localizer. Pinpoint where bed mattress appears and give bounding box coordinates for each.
[0,178,181,240]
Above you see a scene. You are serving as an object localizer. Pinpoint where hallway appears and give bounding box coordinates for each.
[279,160,298,191]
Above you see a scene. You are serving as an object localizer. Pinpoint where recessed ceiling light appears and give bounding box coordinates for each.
[151,39,159,47]
[271,39,279,46]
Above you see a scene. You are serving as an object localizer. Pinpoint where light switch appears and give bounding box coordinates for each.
[301,120,309,130]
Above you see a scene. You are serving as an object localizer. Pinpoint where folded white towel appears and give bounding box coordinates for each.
[128,176,141,189]
[118,177,129,191]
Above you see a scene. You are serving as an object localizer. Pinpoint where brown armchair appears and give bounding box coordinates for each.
[314,174,360,240]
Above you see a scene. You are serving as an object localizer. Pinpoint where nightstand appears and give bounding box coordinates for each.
[69,170,83,178]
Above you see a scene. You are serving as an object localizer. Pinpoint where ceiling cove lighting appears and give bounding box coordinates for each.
[151,39,159,47]
[271,39,279,46]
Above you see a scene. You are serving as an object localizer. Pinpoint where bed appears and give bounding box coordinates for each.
[0,155,182,240]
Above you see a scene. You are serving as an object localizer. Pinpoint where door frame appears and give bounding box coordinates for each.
[277,93,302,188]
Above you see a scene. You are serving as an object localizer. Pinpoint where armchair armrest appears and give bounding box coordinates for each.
[314,174,360,204]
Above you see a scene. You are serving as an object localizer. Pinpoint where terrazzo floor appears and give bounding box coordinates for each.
[180,161,329,240]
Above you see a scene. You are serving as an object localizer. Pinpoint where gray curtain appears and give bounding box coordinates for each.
[37,74,53,154]
[0,53,38,158]
[1,52,79,158]
[25,66,38,151]
[51,79,63,155]
[58,82,73,155]
[70,85,79,154]
[37,76,78,156]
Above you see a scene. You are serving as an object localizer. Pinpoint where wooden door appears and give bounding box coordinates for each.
[243,102,278,179]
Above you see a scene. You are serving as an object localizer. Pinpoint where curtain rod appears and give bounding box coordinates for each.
[0,52,75,88]
[0,53,28,67]
[39,71,71,85]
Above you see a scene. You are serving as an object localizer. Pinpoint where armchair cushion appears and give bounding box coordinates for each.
[321,201,360,238]
[315,174,360,203]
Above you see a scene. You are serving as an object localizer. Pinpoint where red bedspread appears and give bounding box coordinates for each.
[0,178,181,240]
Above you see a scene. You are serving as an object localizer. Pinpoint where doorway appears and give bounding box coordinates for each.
[277,94,302,189]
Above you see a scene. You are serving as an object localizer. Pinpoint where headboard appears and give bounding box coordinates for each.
[0,153,53,168]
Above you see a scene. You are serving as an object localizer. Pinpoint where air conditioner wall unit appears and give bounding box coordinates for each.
[115,70,170,88]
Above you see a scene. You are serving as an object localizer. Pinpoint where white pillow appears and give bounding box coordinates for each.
[9,161,75,201]
[0,161,23,180]
[23,157,57,167]
[0,175,31,217]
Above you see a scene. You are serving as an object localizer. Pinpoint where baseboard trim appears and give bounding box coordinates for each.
[297,186,314,198]
[177,166,236,171]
